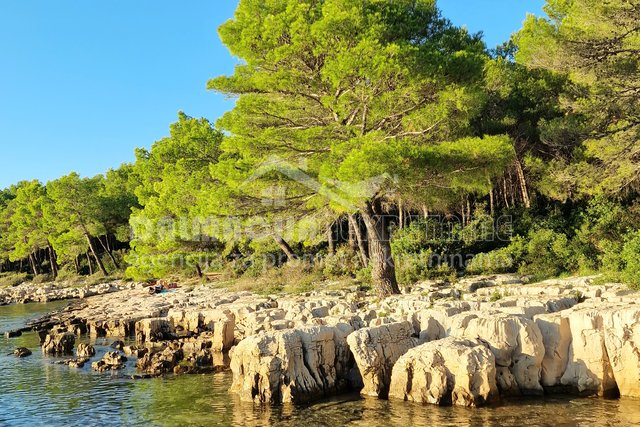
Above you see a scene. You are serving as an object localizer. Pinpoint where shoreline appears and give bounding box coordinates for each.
[4,274,640,407]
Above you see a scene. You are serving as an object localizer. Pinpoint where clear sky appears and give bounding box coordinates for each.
[0,0,545,189]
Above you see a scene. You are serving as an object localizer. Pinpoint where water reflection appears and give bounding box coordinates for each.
[2,303,640,426]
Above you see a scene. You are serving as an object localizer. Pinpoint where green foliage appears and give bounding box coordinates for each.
[489,289,503,302]
[125,112,225,280]
[466,242,523,275]
[0,272,28,289]
[208,0,514,294]
[619,231,640,288]
[517,0,640,196]
[520,228,573,278]
[3,0,640,293]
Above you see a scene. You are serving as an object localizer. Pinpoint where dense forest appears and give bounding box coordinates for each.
[1,0,639,297]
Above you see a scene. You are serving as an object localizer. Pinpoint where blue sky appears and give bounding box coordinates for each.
[0,0,545,189]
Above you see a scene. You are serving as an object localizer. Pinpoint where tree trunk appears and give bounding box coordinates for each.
[327,223,335,256]
[86,252,93,275]
[348,214,368,267]
[29,253,39,276]
[48,244,58,279]
[422,205,429,219]
[398,199,404,230]
[361,201,400,297]
[85,234,108,275]
[272,235,296,262]
[195,263,203,278]
[348,217,358,252]
[514,158,531,208]
[74,256,80,275]
[502,178,510,209]
[97,235,120,269]
[489,186,495,217]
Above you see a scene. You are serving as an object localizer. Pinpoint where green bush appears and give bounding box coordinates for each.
[465,228,573,279]
[519,228,573,278]
[620,231,640,288]
[321,246,363,278]
[395,250,457,285]
[465,239,524,275]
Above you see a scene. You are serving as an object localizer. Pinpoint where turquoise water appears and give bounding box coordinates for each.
[1,302,640,426]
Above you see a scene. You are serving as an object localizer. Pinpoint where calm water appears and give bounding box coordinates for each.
[1,303,640,426]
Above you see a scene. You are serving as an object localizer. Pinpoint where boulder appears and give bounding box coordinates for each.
[136,347,183,375]
[461,314,544,395]
[229,325,357,404]
[346,321,417,398]
[389,337,498,407]
[123,345,148,358]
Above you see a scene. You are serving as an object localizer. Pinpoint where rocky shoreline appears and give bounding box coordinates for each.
[0,280,133,306]
[5,274,640,407]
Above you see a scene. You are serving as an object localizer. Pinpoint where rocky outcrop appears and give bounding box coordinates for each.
[77,343,96,358]
[534,313,571,387]
[560,307,617,396]
[0,280,131,305]
[346,321,418,398]
[135,318,175,343]
[42,329,75,355]
[136,347,183,375]
[602,306,640,397]
[389,337,498,407]
[461,314,544,395]
[229,325,359,404]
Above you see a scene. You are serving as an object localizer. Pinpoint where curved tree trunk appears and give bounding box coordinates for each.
[272,235,296,262]
[97,235,120,269]
[348,214,368,267]
[85,234,108,275]
[48,244,58,279]
[361,201,399,297]
[29,253,39,276]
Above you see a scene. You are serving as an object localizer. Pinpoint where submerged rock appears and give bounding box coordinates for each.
[92,351,127,372]
[389,337,498,407]
[77,343,96,358]
[14,347,32,358]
